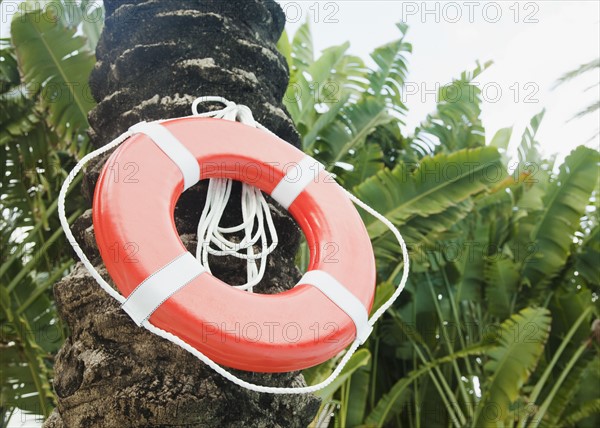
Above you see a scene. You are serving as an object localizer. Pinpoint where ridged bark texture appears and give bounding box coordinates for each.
[44,1,320,426]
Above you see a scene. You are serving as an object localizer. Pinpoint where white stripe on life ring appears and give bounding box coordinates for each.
[129,121,200,191]
[271,156,325,209]
[121,252,206,326]
[298,270,373,344]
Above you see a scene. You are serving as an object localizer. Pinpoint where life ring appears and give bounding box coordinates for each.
[92,116,376,372]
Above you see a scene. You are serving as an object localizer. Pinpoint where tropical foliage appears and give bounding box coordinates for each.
[554,57,599,131]
[1,3,598,427]
[1,1,103,423]
[278,22,600,427]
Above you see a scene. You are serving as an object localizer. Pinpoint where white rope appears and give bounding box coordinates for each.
[58,96,410,394]
[192,96,278,292]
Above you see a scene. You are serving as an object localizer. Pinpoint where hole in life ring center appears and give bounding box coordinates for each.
[174,179,303,295]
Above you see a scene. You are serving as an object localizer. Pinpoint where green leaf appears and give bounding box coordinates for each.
[489,127,513,151]
[534,342,594,428]
[354,146,502,239]
[296,43,355,131]
[80,1,104,52]
[301,91,350,151]
[11,6,96,142]
[290,21,314,73]
[366,343,489,427]
[371,281,395,315]
[336,142,385,189]
[563,399,600,426]
[574,225,600,286]
[472,307,552,427]
[521,300,595,428]
[521,146,600,290]
[313,96,391,168]
[0,45,39,145]
[555,58,599,86]
[518,110,545,165]
[276,29,293,72]
[365,377,412,427]
[345,366,371,427]
[285,42,359,135]
[484,257,519,319]
[412,61,491,155]
[367,22,412,116]
[315,349,371,402]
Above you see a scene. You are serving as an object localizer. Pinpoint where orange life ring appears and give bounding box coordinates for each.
[92,117,376,372]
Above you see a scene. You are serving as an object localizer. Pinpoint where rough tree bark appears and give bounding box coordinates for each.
[44,1,320,426]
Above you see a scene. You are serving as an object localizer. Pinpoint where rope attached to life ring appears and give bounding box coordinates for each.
[58,97,410,394]
[192,97,278,292]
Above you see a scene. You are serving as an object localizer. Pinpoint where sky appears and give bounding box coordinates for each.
[2,1,598,165]
[278,0,600,166]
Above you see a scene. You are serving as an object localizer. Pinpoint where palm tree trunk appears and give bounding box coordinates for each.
[44,1,320,426]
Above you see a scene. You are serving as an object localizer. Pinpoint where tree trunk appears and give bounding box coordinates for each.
[44,1,320,426]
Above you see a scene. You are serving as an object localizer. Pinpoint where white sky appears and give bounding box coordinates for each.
[2,0,598,164]
[279,0,600,165]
